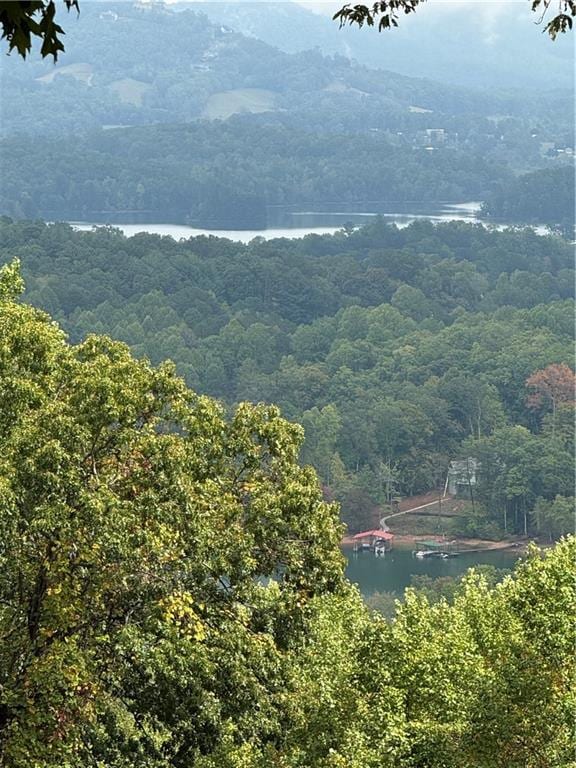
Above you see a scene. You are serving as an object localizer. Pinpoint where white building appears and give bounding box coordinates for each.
[445,458,479,496]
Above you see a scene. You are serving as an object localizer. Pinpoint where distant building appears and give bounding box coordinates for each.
[425,128,446,145]
[413,128,447,149]
[134,0,167,12]
[446,458,479,496]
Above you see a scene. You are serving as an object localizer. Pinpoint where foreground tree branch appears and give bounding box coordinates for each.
[0,0,77,60]
[334,0,575,39]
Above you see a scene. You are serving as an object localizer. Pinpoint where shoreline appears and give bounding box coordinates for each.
[342,532,530,554]
[392,534,526,552]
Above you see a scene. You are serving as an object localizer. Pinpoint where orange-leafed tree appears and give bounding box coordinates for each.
[526,363,575,432]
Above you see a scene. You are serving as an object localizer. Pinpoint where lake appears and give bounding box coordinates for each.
[344,546,521,597]
[69,201,496,243]
[69,201,551,242]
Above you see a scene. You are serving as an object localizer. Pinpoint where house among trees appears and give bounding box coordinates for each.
[445,458,479,496]
[425,128,446,144]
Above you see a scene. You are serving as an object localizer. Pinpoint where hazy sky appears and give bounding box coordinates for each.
[173,0,551,29]
[185,0,548,37]
[296,0,562,47]
[298,0,528,22]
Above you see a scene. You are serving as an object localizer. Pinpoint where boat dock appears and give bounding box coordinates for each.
[413,549,458,559]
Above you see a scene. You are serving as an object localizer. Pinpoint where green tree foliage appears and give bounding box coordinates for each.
[0,122,507,227]
[532,495,575,539]
[469,425,567,534]
[5,3,549,140]
[406,565,510,608]
[1,3,571,231]
[320,539,576,768]
[1,261,575,765]
[1,218,573,536]
[299,405,341,483]
[482,166,576,236]
[0,261,345,766]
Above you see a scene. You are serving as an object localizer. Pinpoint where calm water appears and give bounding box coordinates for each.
[345,547,521,597]
[69,202,551,242]
[70,202,488,243]
[70,220,346,243]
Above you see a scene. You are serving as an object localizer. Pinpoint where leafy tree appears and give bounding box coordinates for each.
[1,218,573,534]
[338,485,380,533]
[438,372,505,440]
[360,539,576,767]
[482,166,576,236]
[458,539,576,767]
[364,589,399,618]
[299,404,342,483]
[526,362,575,432]
[0,261,346,766]
[470,426,541,533]
[1,266,575,764]
[531,495,575,540]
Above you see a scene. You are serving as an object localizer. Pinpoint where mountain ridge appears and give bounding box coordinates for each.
[2,0,563,138]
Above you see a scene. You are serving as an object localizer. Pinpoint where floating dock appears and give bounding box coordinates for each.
[413,549,458,559]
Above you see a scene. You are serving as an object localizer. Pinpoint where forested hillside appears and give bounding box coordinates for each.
[482,165,576,236]
[1,217,573,537]
[3,1,573,136]
[2,2,571,228]
[198,0,575,90]
[1,1,574,764]
[0,260,574,767]
[5,114,572,228]
[0,1,513,137]
[0,121,507,227]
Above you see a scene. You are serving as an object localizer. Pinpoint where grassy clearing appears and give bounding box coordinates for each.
[108,78,152,107]
[202,88,277,120]
[37,62,94,85]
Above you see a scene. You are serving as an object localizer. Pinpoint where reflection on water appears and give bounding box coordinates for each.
[344,546,520,597]
[69,201,486,243]
[70,221,346,243]
[278,201,482,229]
[70,201,551,242]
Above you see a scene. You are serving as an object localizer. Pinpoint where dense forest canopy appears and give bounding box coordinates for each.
[0,1,574,763]
[1,3,572,232]
[2,121,573,229]
[0,120,510,227]
[482,165,575,235]
[0,260,574,767]
[1,217,573,537]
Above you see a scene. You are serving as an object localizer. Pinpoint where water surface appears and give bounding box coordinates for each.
[69,202,485,243]
[345,547,520,597]
[69,201,551,242]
